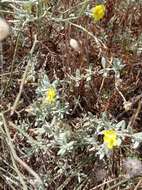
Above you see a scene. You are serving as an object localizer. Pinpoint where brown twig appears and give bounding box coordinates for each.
[127,100,142,129]
[90,177,122,190]
[134,178,142,190]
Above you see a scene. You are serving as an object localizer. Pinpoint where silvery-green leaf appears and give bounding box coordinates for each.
[117,138,122,146]
[132,141,140,149]
[132,132,142,141]
[115,120,126,130]
[101,56,106,68]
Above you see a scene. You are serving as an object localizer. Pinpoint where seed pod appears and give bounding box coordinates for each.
[123,157,142,178]
[0,18,9,41]
[69,38,79,51]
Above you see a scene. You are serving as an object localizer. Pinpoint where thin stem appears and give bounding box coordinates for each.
[1,113,27,190]
[0,42,4,96]
[3,29,21,95]
[11,34,38,115]
[115,85,127,103]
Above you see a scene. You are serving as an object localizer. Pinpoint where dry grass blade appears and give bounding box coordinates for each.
[1,113,43,189]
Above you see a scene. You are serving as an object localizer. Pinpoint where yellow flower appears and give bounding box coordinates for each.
[91,4,105,21]
[43,87,57,104]
[103,129,117,149]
